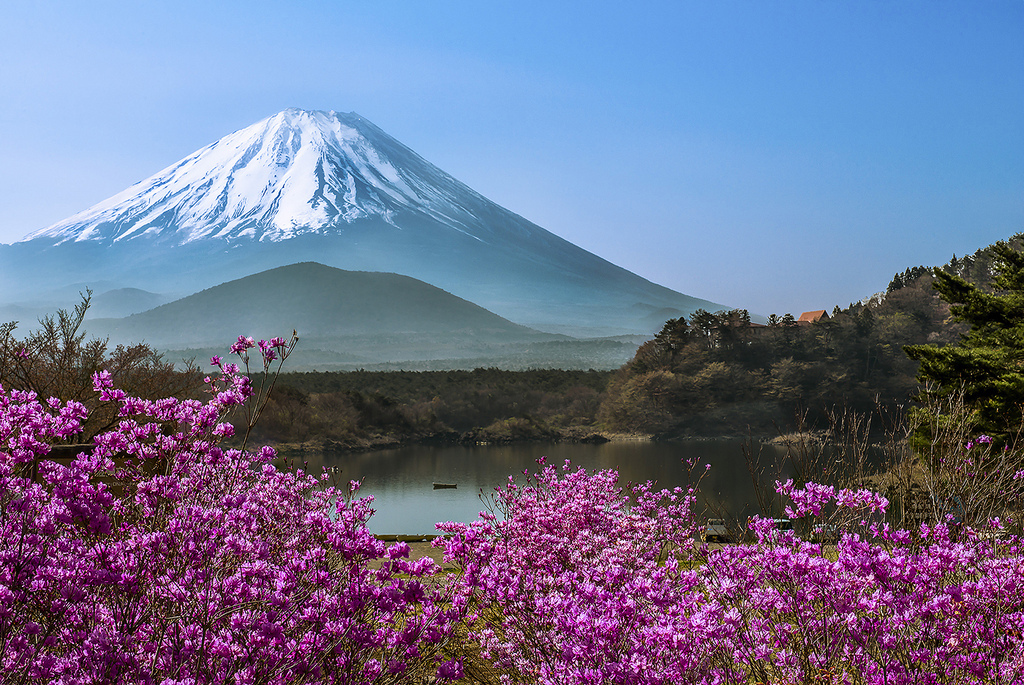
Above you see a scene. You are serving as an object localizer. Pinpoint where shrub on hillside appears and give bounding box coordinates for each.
[0,292,202,442]
[0,335,464,683]
[439,460,1024,684]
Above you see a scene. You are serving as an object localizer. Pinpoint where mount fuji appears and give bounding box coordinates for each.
[1,108,728,337]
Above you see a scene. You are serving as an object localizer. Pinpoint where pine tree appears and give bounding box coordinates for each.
[905,241,1024,438]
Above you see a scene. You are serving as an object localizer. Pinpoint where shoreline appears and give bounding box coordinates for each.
[258,428,843,456]
[265,428,659,456]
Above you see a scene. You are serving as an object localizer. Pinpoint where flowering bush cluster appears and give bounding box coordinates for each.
[0,336,462,684]
[439,461,1024,685]
[5,329,1024,684]
[438,461,703,684]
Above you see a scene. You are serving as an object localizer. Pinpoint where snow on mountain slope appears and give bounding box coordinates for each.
[7,108,736,335]
[24,109,499,246]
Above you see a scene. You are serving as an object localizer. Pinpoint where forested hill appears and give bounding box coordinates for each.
[598,233,1024,436]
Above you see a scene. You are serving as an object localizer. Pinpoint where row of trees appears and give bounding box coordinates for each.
[242,368,611,448]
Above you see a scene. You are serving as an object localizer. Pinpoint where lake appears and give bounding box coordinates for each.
[293,439,800,535]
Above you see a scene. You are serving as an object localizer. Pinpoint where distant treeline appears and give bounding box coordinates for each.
[245,235,1021,447]
[241,368,614,449]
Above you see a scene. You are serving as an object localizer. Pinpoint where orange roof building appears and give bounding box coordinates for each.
[797,310,829,324]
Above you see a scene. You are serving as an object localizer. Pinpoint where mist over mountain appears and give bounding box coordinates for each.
[1,109,729,338]
[91,263,539,344]
[87,288,170,319]
[83,263,643,370]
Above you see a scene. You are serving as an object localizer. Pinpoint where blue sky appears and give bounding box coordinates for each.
[1,0,1021,316]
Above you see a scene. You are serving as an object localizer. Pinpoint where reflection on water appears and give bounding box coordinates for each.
[295,440,794,535]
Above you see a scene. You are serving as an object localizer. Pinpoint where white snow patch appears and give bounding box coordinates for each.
[22,108,496,247]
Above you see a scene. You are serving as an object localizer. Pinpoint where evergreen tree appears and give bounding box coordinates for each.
[905,241,1024,438]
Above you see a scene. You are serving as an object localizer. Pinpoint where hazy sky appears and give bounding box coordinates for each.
[1,1,1021,316]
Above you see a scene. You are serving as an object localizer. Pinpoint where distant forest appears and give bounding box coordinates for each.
[247,235,1021,448]
[244,368,612,450]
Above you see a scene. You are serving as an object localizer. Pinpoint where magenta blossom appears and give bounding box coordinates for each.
[0,336,463,683]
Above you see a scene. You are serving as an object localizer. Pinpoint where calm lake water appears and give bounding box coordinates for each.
[294,440,797,535]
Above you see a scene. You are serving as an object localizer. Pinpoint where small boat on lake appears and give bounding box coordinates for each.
[432,482,457,490]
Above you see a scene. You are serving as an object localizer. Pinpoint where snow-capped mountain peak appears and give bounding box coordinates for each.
[5,108,733,336]
[24,108,485,245]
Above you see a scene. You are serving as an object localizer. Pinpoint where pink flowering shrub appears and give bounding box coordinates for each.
[440,461,1024,685]
[0,336,462,684]
[706,481,1024,684]
[437,460,710,684]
